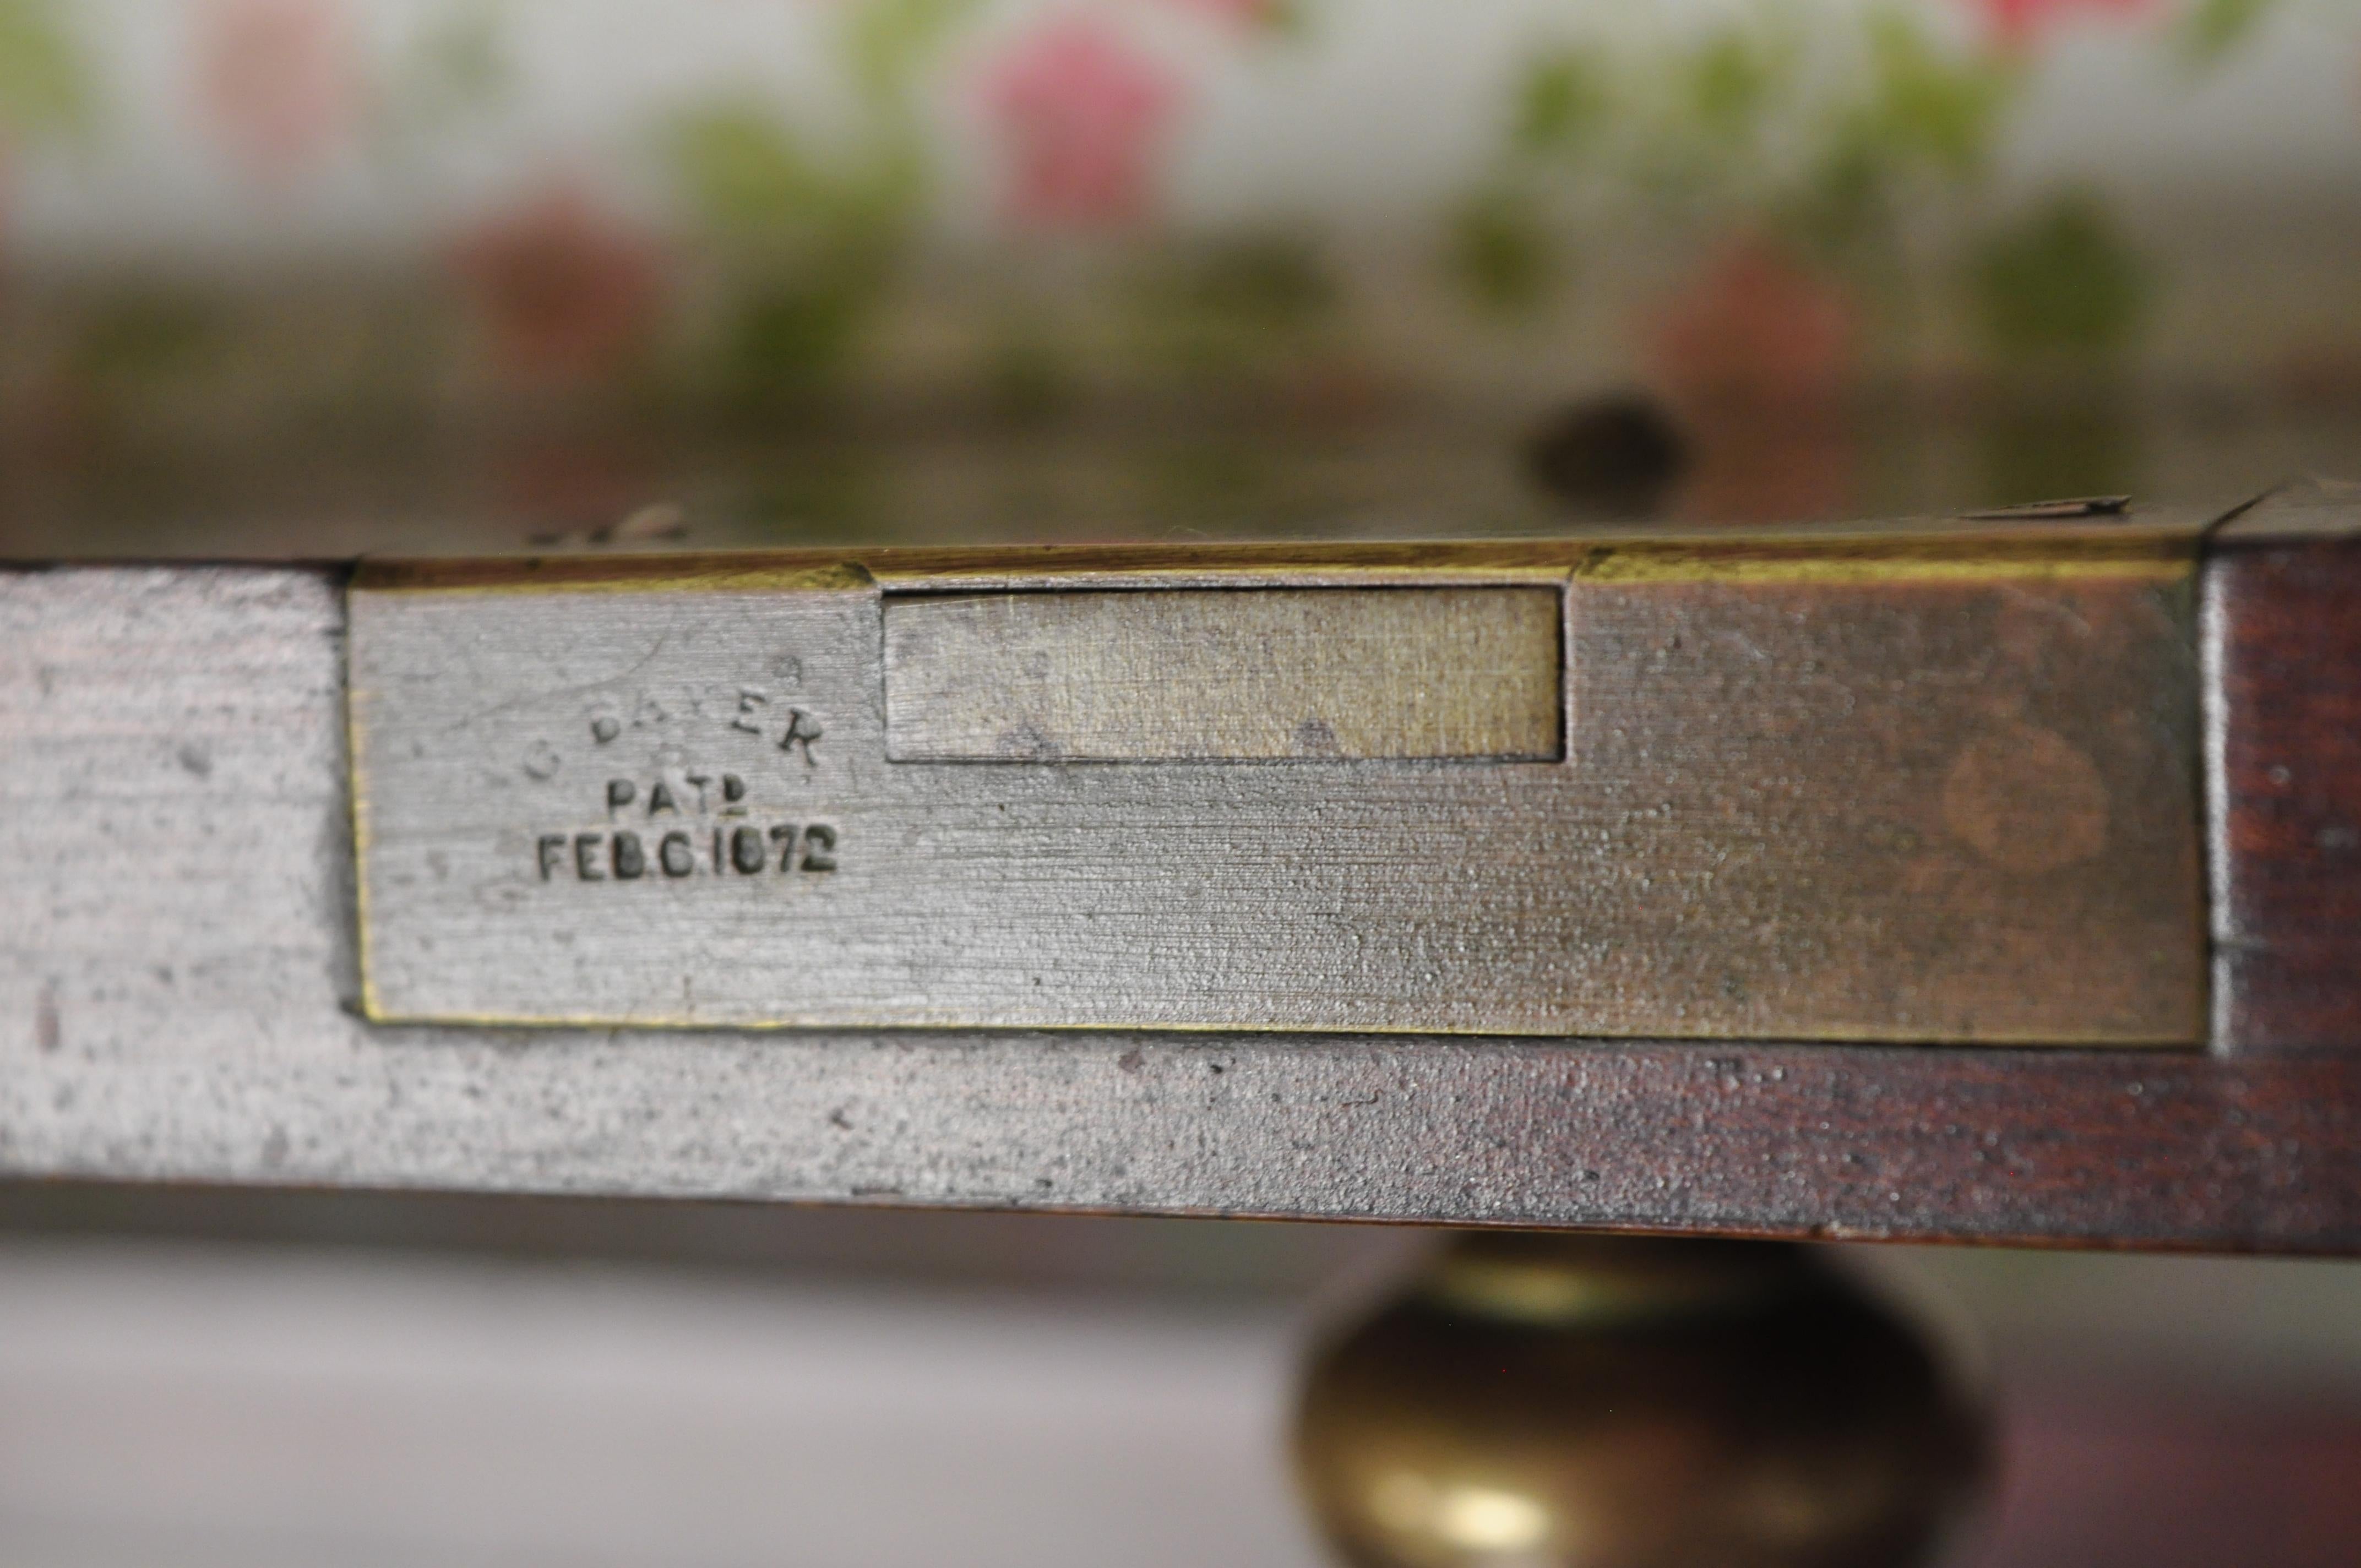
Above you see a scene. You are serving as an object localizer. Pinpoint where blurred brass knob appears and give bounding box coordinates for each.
[1294,1234,1987,1568]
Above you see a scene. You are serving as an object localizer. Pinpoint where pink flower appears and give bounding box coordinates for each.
[983,17,1181,229]
[194,0,363,182]
[1963,0,2156,50]
[1646,236,1858,524]
[1648,236,1854,415]
[449,187,666,388]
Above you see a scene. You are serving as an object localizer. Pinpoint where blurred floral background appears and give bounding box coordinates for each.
[1,0,2357,551]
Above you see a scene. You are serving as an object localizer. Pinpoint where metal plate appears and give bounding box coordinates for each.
[348,538,2204,1042]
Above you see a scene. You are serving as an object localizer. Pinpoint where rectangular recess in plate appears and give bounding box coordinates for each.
[882,587,1564,763]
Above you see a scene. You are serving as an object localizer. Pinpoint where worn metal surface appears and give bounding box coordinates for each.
[4,562,2361,1248]
[2205,479,2361,1050]
[882,587,1564,763]
[349,536,2202,1042]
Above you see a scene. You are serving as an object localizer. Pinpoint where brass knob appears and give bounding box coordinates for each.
[1294,1233,1988,1568]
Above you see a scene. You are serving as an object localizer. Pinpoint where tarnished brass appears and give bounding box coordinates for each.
[883,587,1563,762]
[1293,1233,1989,1568]
[348,524,2203,1041]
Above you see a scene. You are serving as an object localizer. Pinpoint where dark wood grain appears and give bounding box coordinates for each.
[2207,480,2361,1052]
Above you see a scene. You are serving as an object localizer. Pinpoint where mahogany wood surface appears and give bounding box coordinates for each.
[2208,480,2361,1053]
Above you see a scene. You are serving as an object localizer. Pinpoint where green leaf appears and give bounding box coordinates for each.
[720,278,873,405]
[1680,24,1790,147]
[1858,9,2011,182]
[843,0,981,107]
[1128,235,1342,380]
[1970,192,2152,358]
[2183,0,2277,68]
[664,103,839,236]
[0,0,93,141]
[1790,132,1895,257]
[1181,236,1337,329]
[1512,46,1611,162]
[1783,8,2012,262]
[1448,188,1557,315]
